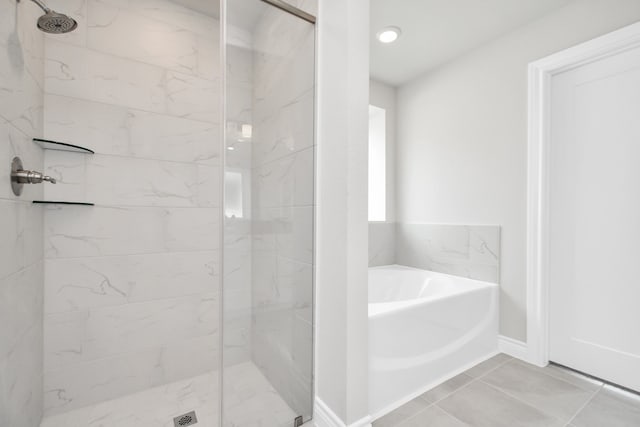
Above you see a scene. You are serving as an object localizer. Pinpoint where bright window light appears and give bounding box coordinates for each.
[225,171,243,218]
[369,105,386,222]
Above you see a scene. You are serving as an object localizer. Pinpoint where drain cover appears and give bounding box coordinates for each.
[173,411,198,426]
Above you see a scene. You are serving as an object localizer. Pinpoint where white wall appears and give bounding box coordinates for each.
[0,1,45,426]
[40,0,221,415]
[396,0,640,341]
[316,0,370,425]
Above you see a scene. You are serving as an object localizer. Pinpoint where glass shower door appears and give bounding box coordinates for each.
[222,0,315,425]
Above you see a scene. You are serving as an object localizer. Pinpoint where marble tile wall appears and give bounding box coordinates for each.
[396,223,501,283]
[369,223,501,283]
[0,1,45,427]
[249,3,316,421]
[40,0,221,416]
[223,40,253,368]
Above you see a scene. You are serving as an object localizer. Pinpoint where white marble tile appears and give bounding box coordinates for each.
[44,310,88,370]
[273,206,314,265]
[43,347,162,414]
[0,262,43,361]
[0,2,44,137]
[223,362,297,427]
[0,200,24,281]
[41,361,303,427]
[85,155,200,207]
[252,90,314,166]
[45,39,166,113]
[164,207,220,252]
[87,0,198,76]
[44,251,219,314]
[44,206,220,258]
[41,369,219,427]
[396,223,501,283]
[91,0,219,38]
[1,324,44,427]
[80,292,218,360]
[44,94,221,165]
[43,149,87,202]
[252,146,314,208]
[166,69,220,123]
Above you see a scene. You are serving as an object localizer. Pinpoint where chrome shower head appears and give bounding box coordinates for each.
[28,0,78,34]
[37,10,78,33]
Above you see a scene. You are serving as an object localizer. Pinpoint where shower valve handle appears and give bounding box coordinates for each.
[11,168,57,184]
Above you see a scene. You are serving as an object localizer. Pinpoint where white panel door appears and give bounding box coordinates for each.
[549,45,640,392]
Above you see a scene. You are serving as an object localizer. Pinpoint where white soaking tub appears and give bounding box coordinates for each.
[369,265,499,419]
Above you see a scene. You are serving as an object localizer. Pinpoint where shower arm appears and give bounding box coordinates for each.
[28,0,51,13]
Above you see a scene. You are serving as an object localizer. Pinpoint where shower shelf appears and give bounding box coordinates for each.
[32,201,94,206]
[33,138,95,154]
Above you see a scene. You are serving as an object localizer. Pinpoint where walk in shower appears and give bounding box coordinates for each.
[0,0,315,426]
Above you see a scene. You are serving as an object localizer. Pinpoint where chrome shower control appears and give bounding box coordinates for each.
[10,157,56,196]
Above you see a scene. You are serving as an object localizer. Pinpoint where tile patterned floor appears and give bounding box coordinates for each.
[40,362,297,427]
[373,354,640,427]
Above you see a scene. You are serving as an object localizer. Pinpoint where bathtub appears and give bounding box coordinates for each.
[369,265,499,419]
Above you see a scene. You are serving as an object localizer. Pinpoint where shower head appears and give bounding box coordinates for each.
[28,0,77,34]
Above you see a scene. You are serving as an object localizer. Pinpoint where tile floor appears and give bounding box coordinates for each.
[40,362,297,427]
[373,354,640,427]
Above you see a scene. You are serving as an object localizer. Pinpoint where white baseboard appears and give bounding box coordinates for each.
[313,398,372,427]
[498,335,529,361]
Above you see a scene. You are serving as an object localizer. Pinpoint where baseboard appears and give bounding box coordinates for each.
[313,398,372,427]
[498,335,529,361]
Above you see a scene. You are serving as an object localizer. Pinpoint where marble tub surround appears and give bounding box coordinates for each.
[0,1,45,426]
[40,0,222,416]
[368,223,501,283]
[373,354,640,427]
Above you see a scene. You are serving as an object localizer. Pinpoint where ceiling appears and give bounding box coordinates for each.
[370,0,573,86]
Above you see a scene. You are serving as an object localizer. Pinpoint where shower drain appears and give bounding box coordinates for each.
[173,411,198,426]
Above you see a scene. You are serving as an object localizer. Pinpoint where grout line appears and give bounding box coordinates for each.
[433,404,473,427]
[468,353,514,380]
[45,93,221,127]
[392,403,435,427]
[479,380,564,423]
[565,385,602,426]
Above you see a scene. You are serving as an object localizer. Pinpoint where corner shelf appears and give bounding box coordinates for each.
[33,201,94,206]
[33,138,94,154]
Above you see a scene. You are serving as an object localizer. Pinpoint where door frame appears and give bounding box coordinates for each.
[527,21,640,367]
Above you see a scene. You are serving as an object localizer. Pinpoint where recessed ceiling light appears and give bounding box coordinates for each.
[377,26,401,44]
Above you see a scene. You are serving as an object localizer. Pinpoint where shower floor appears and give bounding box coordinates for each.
[40,362,297,427]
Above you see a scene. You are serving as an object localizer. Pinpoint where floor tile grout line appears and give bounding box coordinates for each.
[433,403,474,427]
[565,384,603,426]
[478,379,565,423]
[422,373,480,406]
[468,354,514,380]
[392,402,436,427]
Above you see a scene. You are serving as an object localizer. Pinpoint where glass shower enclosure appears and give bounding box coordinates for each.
[0,0,314,426]
[222,0,316,425]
